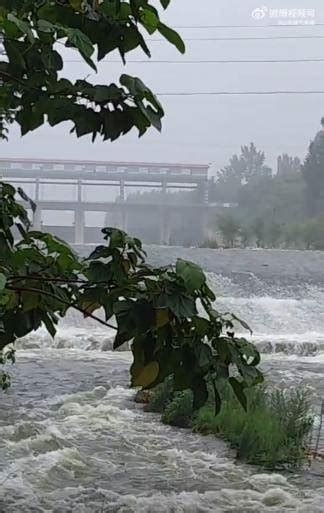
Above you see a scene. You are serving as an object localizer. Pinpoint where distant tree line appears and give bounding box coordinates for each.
[206,119,324,250]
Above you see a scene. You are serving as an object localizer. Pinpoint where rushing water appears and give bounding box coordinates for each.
[2,248,324,512]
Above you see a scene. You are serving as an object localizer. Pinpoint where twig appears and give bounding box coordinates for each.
[8,275,88,285]
[7,285,117,331]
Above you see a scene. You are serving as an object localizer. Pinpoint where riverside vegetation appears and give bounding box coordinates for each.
[209,134,324,249]
[141,377,314,470]
[0,1,314,471]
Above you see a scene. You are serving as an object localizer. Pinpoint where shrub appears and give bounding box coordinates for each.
[144,377,314,469]
[200,239,219,249]
[161,390,193,428]
[192,385,314,469]
[145,376,174,413]
[217,214,241,248]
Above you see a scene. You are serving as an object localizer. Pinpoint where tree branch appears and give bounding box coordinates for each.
[7,285,117,331]
[8,275,88,285]
[0,69,31,89]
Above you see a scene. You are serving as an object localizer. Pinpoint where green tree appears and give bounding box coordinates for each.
[0,0,185,140]
[239,225,252,248]
[282,223,302,249]
[0,1,263,410]
[240,143,272,182]
[277,154,301,177]
[213,143,272,203]
[251,218,265,248]
[217,213,241,248]
[300,219,324,250]
[238,173,304,226]
[266,222,282,248]
[302,119,324,217]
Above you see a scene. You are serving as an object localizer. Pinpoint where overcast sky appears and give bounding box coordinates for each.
[2,0,324,173]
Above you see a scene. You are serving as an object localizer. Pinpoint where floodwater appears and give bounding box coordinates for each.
[1,248,324,512]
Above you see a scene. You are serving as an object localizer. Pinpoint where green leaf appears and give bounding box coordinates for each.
[16,108,44,136]
[37,19,56,33]
[64,28,97,71]
[113,332,129,350]
[138,104,162,131]
[157,23,185,54]
[0,273,6,292]
[140,9,159,34]
[176,259,206,293]
[3,40,26,70]
[198,344,212,368]
[17,187,36,213]
[160,0,171,8]
[42,314,57,338]
[229,377,247,411]
[162,293,197,318]
[69,0,84,10]
[212,382,222,416]
[192,377,208,410]
[21,291,40,312]
[7,13,35,43]
[155,308,169,328]
[133,361,159,388]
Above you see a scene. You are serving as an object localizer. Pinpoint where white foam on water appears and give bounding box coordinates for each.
[15,325,119,352]
[2,254,324,510]
[12,270,324,357]
[1,371,324,512]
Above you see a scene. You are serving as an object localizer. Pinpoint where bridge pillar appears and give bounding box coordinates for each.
[203,181,209,204]
[160,207,171,245]
[120,179,125,202]
[35,178,40,202]
[201,207,209,242]
[75,208,85,244]
[121,206,128,232]
[32,178,42,230]
[32,206,42,230]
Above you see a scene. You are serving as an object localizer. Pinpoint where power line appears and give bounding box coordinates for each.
[157,90,324,96]
[66,58,324,64]
[149,35,324,41]
[172,23,324,29]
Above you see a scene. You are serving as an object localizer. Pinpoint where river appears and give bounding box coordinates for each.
[1,248,324,512]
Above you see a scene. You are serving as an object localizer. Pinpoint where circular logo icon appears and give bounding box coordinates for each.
[251,7,268,20]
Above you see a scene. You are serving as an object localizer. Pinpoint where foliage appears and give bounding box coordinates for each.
[0,0,185,141]
[0,1,263,410]
[0,182,262,404]
[266,222,282,248]
[199,239,219,249]
[302,122,324,217]
[145,375,174,413]
[249,218,265,248]
[282,219,324,250]
[209,142,306,250]
[217,213,241,248]
[145,377,313,468]
[146,377,194,427]
[239,225,252,248]
[192,384,314,469]
[161,390,193,428]
[212,143,272,203]
[277,153,301,177]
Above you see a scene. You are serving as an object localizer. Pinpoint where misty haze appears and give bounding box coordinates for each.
[1,1,324,512]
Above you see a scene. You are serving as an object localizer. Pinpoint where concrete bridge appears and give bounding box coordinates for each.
[0,158,231,244]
